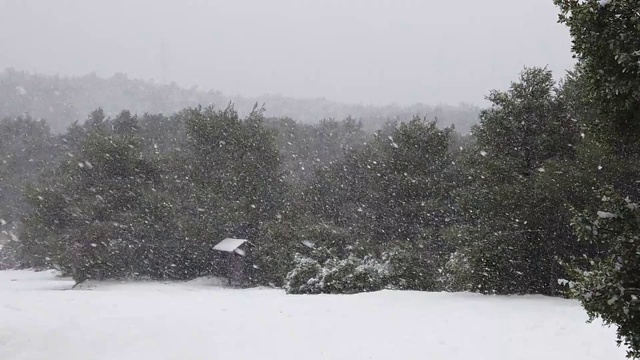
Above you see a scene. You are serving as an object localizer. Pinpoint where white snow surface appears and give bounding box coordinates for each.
[0,270,627,360]
[212,237,248,252]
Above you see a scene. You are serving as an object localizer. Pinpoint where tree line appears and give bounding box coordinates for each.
[0,65,621,294]
[0,69,479,133]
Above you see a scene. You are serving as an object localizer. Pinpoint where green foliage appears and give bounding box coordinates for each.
[304,116,459,287]
[0,116,58,229]
[457,67,582,295]
[474,67,577,176]
[440,250,474,292]
[182,105,283,237]
[13,105,290,283]
[555,0,640,154]
[8,90,575,294]
[382,238,440,291]
[248,218,302,287]
[21,122,167,281]
[554,0,640,358]
[19,186,69,269]
[564,191,640,358]
[3,65,617,300]
[553,2,640,356]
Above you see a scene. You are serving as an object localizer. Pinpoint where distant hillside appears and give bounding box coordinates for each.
[0,69,480,133]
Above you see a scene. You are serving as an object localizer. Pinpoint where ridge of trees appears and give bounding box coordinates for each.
[0,66,609,297]
[0,69,480,133]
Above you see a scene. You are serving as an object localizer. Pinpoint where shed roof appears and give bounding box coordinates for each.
[213,238,249,252]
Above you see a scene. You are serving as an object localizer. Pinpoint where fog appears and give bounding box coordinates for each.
[0,0,573,106]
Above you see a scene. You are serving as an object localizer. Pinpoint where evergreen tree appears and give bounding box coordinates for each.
[456,67,580,295]
[555,0,640,155]
[565,191,640,359]
[0,116,58,229]
[555,0,640,356]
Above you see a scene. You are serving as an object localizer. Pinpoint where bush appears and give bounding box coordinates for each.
[284,254,388,294]
[284,254,323,294]
[321,256,388,294]
[382,243,440,291]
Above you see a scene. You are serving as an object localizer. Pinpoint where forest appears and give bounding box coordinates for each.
[0,0,639,358]
[0,69,480,133]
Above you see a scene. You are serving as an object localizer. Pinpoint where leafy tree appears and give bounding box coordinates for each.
[474,67,577,176]
[564,191,640,358]
[554,1,640,356]
[555,0,640,155]
[458,67,581,295]
[180,105,284,240]
[0,116,58,229]
[300,117,459,290]
[20,114,168,281]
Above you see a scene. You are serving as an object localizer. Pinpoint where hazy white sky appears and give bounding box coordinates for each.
[0,0,574,106]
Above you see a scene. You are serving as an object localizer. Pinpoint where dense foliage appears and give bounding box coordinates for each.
[0,68,604,295]
[565,191,640,358]
[555,0,640,357]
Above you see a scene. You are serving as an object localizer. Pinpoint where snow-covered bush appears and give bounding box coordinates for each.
[284,254,388,294]
[320,255,388,294]
[283,254,323,294]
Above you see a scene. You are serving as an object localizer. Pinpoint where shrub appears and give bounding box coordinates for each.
[382,244,439,291]
[284,254,323,294]
[284,254,388,294]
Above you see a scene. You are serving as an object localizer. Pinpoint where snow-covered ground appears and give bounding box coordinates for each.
[0,270,627,360]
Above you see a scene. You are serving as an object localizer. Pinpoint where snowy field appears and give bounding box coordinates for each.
[0,270,627,360]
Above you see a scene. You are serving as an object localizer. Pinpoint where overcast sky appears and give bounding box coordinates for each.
[0,0,574,106]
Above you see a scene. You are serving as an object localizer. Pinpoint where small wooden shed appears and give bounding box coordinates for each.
[213,238,252,286]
